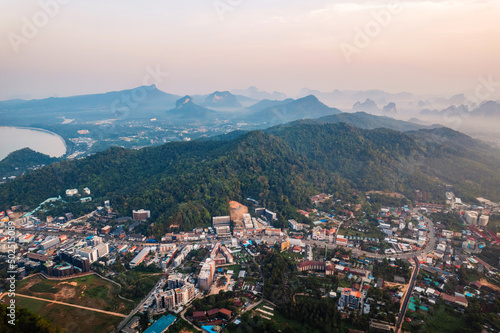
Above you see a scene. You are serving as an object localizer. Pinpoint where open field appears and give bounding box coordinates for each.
[367,191,407,199]
[16,295,122,333]
[17,274,135,314]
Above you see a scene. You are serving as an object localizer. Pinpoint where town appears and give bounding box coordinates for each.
[1,187,499,333]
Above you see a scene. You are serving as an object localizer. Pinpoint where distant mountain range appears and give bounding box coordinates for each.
[419,101,500,119]
[0,85,181,125]
[164,96,220,123]
[246,95,342,125]
[231,86,287,101]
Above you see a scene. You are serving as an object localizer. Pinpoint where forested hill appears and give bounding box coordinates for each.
[0,148,59,177]
[1,123,499,235]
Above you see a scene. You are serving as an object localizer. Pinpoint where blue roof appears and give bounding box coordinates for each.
[143,314,176,333]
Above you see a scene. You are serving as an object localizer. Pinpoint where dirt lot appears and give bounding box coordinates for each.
[479,279,500,292]
[384,281,408,294]
[230,200,248,227]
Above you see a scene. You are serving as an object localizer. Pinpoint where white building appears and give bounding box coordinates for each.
[465,211,478,225]
[65,189,78,196]
[478,215,489,227]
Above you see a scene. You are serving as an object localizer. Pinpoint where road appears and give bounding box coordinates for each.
[395,257,420,333]
[302,213,436,260]
[12,294,126,317]
[116,273,166,331]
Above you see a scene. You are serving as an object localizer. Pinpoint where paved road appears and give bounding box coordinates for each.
[395,257,420,333]
[302,214,436,260]
[14,294,126,317]
[117,273,166,331]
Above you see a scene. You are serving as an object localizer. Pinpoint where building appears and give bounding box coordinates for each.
[215,226,231,238]
[199,258,216,290]
[101,226,112,234]
[159,243,176,253]
[132,209,150,221]
[220,245,234,263]
[440,293,468,308]
[213,216,231,227]
[95,243,109,258]
[478,215,489,227]
[288,219,303,231]
[40,237,60,250]
[18,234,35,244]
[297,261,326,272]
[175,284,195,305]
[66,188,78,196]
[265,228,281,236]
[336,235,348,246]
[256,208,277,221]
[338,288,362,310]
[143,314,177,333]
[130,247,151,268]
[77,246,99,263]
[465,211,478,225]
[210,243,222,259]
[278,239,290,252]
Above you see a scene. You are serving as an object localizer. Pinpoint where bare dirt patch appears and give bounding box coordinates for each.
[61,281,78,287]
[230,200,248,227]
[383,281,408,294]
[55,286,76,301]
[479,279,500,292]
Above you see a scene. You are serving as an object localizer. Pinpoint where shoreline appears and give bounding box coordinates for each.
[0,126,67,159]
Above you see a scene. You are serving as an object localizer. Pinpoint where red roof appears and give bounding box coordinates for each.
[206,308,220,316]
[220,308,232,317]
[193,311,206,318]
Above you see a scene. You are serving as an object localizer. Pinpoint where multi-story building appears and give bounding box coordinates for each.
[212,216,231,228]
[288,219,303,231]
[210,243,221,259]
[167,273,186,289]
[338,288,362,310]
[199,258,215,290]
[77,246,99,263]
[132,209,151,221]
[220,245,234,263]
[215,226,231,238]
[465,211,478,225]
[40,236,60,250]
[478,215,489,227]
[159,243,176,253]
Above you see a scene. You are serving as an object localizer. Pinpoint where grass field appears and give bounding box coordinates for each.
[223,265,242,278]
[407,304,467,333]
[17,274,135,314]
[16,296,122,333]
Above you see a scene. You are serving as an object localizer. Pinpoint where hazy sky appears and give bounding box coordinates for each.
[1,0,499,100]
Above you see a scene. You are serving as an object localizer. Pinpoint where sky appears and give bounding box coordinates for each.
[1,0,500,100]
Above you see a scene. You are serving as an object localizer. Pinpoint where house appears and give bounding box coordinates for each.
[192,311,206,322]
[219,308,232,319]
[206,308,220,319]
[440,293,468,308]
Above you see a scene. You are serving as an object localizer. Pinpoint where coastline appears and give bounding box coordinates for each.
[0,126,67,159]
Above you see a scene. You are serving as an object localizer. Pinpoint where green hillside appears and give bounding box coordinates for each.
[0,123,499,236]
